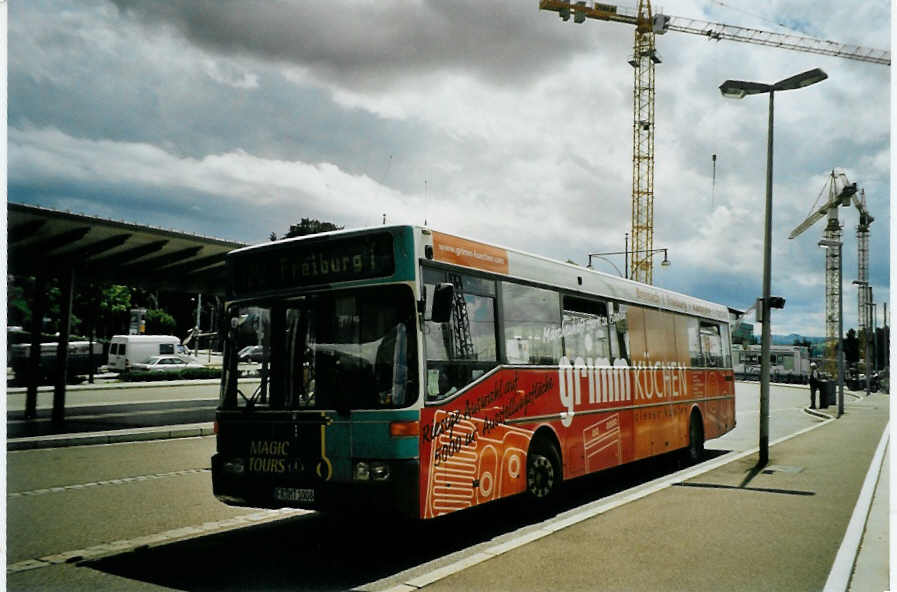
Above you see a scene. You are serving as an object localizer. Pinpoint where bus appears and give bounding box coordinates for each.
[732,343,811,383]
[212,226,735,519]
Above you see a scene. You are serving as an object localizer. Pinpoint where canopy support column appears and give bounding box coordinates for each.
[52,269,75,426]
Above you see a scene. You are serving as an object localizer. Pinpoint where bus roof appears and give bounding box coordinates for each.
[231,225,732,323]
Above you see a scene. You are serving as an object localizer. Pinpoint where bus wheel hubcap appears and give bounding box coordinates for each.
[528,455,554,498]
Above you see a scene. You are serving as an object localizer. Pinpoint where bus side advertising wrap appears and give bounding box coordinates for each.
[419,364,734,519]
[431,232,509,274]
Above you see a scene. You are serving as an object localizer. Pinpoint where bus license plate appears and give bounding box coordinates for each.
[274,487,314,503]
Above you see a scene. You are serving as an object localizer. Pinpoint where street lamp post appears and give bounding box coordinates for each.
[588,241,671,280]
[867,287,874,395]
[870,289,877,378]
[719,67,828,466]
[587,254,626,278]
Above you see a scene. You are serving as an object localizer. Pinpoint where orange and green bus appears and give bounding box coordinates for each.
[212,226,735,518]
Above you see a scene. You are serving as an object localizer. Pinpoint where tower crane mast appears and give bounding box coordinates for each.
[539,0,890,284]
[853,189,874,330]
[788,170,857,375]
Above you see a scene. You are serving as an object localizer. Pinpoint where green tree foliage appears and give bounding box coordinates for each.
[843,329,859,366]
[7,281,30,328]
[145,309,177,334]
[8,278,145,339]
[92,284,132,338]
[284,218,343,238]
[5,276,78,335]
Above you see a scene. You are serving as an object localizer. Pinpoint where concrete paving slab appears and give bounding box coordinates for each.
[848,448,889,592]
[413,395,888,592]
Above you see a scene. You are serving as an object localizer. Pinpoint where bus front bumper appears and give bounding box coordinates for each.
[211,454,421,518]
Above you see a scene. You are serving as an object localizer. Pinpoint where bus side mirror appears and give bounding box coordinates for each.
[431,283,455,323]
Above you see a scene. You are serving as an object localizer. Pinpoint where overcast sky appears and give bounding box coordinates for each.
[8,0,891,338]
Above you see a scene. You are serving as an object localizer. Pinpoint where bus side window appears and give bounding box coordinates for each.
[673,314,694,367]
[719,323,732,368]
[783,354,794,371]
[422,268,497,400]
[682,316,702,367]
[502,282,561,365]
[610,302,630,365]
[562,296,610,363]
[699,322,723,367]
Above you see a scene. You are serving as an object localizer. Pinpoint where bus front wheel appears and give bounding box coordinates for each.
[526,438,561,501]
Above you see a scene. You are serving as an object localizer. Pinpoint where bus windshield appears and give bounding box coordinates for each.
[221,285,418,411]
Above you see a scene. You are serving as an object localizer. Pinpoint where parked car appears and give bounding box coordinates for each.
[129,355,205,372]
[238,345,267,363]
[107,335,184,372]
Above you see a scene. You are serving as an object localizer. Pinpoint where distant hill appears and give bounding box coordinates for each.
[771,333,827,346]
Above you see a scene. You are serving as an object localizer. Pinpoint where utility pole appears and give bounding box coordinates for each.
[195,293,202,331]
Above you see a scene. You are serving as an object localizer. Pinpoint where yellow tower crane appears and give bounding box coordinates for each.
[539,0,890,284]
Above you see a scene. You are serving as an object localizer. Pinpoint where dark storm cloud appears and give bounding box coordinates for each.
[109,0,604,90]
[9,38,439,177]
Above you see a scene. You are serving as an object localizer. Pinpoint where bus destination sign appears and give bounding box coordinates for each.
[230,232,395,296]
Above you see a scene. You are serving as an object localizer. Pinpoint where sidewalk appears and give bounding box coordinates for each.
[365,394,889,592]
[849,446,889,592]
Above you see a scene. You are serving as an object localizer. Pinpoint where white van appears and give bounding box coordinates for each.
[107,335,185,372]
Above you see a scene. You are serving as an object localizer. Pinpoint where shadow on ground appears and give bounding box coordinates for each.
[86,449,729,591]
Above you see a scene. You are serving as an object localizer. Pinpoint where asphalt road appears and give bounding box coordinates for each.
[6,382,829,591]
[6,381,231,438]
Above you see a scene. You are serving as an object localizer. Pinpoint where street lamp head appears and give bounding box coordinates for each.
[773,68,828,91]
[719,80,772,99]
[719,79,772,99]
[720,68,827,99]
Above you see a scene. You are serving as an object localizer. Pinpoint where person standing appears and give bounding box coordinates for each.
[808,362,821,409]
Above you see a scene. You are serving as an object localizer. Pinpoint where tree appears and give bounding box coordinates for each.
[284,218,343,238]
[145,309,177,334]
[97,284,132,337]
[843,329,859,366]
[7,280,31,328]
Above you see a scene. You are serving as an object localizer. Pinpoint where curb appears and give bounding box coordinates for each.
[355,410,842,592]
[804,407,836,420]
[824,422,890,591]
[7,422,215,451]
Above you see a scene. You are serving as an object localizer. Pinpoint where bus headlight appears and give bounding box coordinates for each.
[223,459,245,474]
[371,462,390,481]
[354,460,390,481]
[354,461,370,481]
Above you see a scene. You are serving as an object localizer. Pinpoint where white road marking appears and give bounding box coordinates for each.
[8,468,211,498]
[6,508,311,575]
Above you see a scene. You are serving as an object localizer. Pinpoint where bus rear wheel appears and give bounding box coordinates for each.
[686,412,704,463]
[526,438,561,501]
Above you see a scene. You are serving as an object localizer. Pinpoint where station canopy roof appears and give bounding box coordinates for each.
[8,202,249,296]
